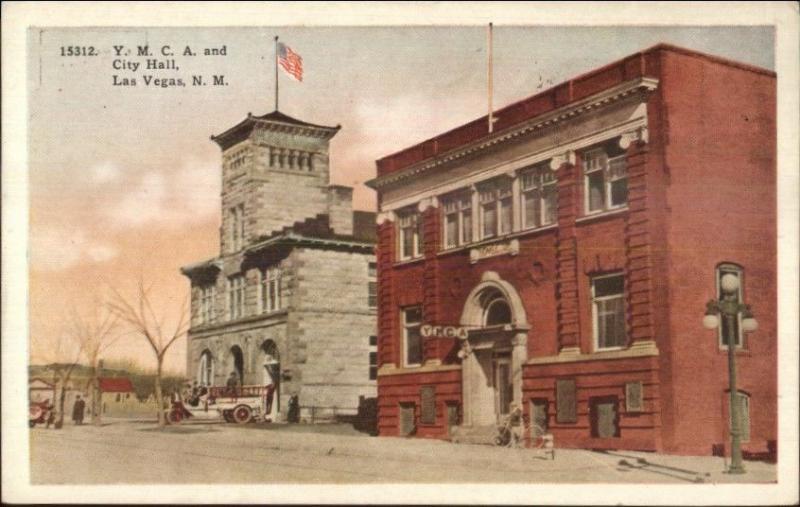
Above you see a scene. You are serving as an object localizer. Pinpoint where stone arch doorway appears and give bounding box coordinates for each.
[261,340,280,418]
[459,271,529,427]
[226,345,244,387]
[197,349,215,386]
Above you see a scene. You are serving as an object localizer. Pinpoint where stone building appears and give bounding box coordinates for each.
[181,111,377,422]
[367,44,776,455]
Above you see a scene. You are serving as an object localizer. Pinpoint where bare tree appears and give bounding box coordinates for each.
[67,303,122,426]
[30,331,83,429]
[108,280,189,428]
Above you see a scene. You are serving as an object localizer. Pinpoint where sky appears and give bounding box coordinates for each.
[27,25,774,374]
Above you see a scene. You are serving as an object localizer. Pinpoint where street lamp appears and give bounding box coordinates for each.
[703,273,758,474]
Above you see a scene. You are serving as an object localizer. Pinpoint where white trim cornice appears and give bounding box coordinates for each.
[619,125,649,149]
[369,77,659,190]
[417,196,440,213]
[380,114,650,213]
[549,150,576,171]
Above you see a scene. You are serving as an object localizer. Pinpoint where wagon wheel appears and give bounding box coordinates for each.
[232,404,253,424]
[29,405,43,421]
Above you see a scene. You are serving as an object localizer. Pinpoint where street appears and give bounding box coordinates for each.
[30,420,776,484]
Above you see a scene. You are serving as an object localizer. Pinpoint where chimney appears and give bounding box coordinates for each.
[327,185,354,236]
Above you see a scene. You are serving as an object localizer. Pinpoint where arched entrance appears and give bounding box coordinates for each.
[226,345,244,386]
[197,349,215,386]
[261,340,280,419]
[459,271,529,427]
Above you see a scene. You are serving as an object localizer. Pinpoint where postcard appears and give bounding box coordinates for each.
[2,2,798,505]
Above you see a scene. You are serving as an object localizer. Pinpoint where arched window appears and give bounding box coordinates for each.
[197,350,214,386]
[228,346,244,384]
[261,340,280,385]
[481,289,512,326]
[716,263,744,348]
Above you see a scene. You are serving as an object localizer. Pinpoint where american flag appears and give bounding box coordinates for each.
[277,42,303,82]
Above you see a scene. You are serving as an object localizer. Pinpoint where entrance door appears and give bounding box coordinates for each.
[590,396,619,438]
[494,357,513,420]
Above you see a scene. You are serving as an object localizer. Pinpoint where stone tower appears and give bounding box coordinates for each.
[211,110,343,254]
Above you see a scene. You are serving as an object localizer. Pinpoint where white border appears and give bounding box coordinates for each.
[2,1,798,505]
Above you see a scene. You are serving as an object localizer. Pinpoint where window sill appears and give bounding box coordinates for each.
[575,207,629,225]
[594,346,626,353]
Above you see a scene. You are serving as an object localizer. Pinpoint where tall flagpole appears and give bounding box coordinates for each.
[274,36,279,111]
[487,22,494,133]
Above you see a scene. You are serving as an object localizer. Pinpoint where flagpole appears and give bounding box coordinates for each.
[274,36,279,111]
[487,22,494,134]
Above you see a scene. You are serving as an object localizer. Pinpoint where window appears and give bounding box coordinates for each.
[228,149,248,171]
[229,203,245,251]
[521,163,557,229]
[592,273,626,350]
[368,282,378,309]
[228,275,246,319]
[402,306,423,367]
[260,268,282,313]
[199,285,216,324]
[485,298,512,326]
[368,262,378,308]
[398,210,423,260]
[590,396,620,438]
[717,263,744,348]
[369,336,378,380]
[530,399,549,437]
[583,146,627,214]
[478,180,513,239]
[442,193,472,248]
[556,379,577,423]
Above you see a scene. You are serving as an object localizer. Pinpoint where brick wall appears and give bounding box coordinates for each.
[657,48,777,454]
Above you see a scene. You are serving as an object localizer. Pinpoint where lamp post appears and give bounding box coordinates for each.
[703,273,758,474]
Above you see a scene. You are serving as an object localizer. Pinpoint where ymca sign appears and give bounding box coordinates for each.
[420,324,469,340]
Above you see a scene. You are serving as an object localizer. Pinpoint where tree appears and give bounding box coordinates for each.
[67,303,122,426]
[108,280,189,428]
[30,331,83,429]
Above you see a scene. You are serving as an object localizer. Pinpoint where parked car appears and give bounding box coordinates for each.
[29,400,52,428]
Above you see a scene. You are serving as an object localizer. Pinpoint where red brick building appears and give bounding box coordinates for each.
[366,44,776,455]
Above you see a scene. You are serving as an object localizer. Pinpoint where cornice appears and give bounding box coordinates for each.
[368,77,658,190]
[379,115,650,213]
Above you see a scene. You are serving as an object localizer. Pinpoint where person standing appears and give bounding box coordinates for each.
[72,395,86,425]
[45,400,56,429]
